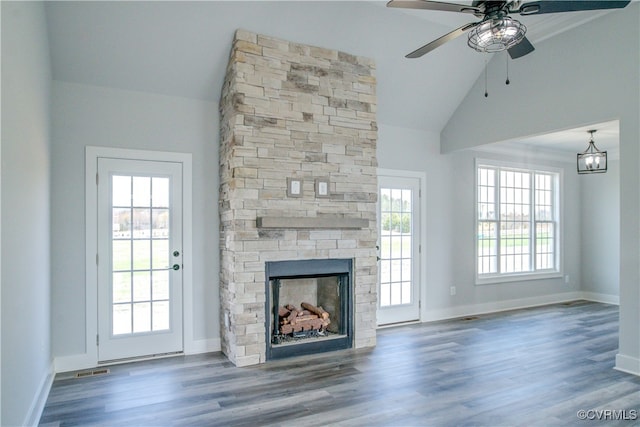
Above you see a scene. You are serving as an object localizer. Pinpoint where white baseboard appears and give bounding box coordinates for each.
[24,361,55,427]
[581,291,620,305]
[420,291,621,323]
[54,337,222,373]
[185,338,221,355]
[421,291,583,322]
[54,353,96,373]
[615,353,640,376]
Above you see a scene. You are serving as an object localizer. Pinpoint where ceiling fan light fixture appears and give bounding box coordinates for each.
[468,17,526,53]
[577,130,607,174]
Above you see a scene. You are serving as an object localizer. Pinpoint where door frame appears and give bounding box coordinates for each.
[377,168,427,326]
[86,146,193,366]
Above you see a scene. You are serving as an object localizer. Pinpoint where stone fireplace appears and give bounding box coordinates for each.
[219,29,378,367]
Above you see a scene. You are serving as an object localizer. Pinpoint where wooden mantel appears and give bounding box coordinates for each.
[256,216,369,229]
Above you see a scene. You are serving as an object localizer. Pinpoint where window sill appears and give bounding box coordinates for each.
[476,271,562,286]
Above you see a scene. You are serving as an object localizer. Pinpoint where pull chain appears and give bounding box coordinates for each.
[484,59,488,97]
[505,53,510,85]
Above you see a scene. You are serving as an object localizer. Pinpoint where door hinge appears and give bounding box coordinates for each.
[96,334,99,346]
[419,244,422,254]
[96,253,99,265]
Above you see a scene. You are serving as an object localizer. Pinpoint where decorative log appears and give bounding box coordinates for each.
[301,302,330,320]
[278,307,290,318]
[290,314,318,325]
[280,318,325,334]
[285,304,297,311]
[286,309,299,325]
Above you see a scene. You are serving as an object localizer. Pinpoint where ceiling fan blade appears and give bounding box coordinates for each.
[508,37,535,59]
[387,0,482,14]
[515,0,630,15]
[406,22,479,58]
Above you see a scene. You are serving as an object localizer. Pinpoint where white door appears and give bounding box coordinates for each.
[97,158,183,362]
[377,174,421,325]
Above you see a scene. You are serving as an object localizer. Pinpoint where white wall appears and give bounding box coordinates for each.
[377,125,582,321]
[46,3,637,377]
[1,1,53,425]
[51,82,220,362]
[377,125,455,318]
[581,159,620,299]
[442,6,640,373]
[450,149,581,307]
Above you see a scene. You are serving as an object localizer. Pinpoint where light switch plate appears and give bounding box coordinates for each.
[287,177,303,198]
[315,177,330,198]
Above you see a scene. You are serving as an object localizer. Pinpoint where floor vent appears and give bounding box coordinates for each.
[75,368,110,379]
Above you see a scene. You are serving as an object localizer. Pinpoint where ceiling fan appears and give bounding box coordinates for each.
[388,0,631,59]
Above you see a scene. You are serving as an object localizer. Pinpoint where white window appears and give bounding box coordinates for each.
[476,160,561,283]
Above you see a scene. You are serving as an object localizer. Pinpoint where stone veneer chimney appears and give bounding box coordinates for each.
[219,30,378,367]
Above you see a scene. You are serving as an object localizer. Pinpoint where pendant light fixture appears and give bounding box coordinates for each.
[577,130,607,174]
[468,15,527,54]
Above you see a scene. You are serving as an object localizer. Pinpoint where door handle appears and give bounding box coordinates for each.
[172,264,180,271]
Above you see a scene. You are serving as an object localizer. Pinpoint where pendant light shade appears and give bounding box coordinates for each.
[577,130,607,174]
[468,17,526,53]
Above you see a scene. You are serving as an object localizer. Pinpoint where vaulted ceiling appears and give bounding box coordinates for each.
[44,1,619,141]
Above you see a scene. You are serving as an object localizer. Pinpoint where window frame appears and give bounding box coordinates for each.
[475,158,563,285]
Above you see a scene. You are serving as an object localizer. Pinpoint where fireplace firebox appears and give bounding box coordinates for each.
[265,259,353,360]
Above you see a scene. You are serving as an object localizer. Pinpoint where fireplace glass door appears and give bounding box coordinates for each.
[266,259,353,360]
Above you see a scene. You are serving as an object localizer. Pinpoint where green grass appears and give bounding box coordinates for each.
[112,238,170,271]
[380,233,412,259]
[478,234,552,250]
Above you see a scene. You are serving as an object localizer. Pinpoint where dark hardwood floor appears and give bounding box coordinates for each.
[40,301,640,426]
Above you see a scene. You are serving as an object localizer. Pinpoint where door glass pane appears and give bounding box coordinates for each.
[112,240,131,271]
[113,304,132,335]
[112,176,131,207]
[113,208,131,238]
[380,235,391,259]
[379,186,414,308]
[132,177,151,207]
[152,177,169,208]
[390,283,401,305]
[401,282,411,304]
[153,301,170,331]
[133,302,151,333]
[133,271,151,302]
[113,272,131,303]
[153,271,169,300]
[391,259,401,283]
[111,173,172,336]
[152,239,169,269]
[152,209,169,237]
[132,208,151,238]
[380,283,391,307]
[133,240,151,270]
[402,260,411,282]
